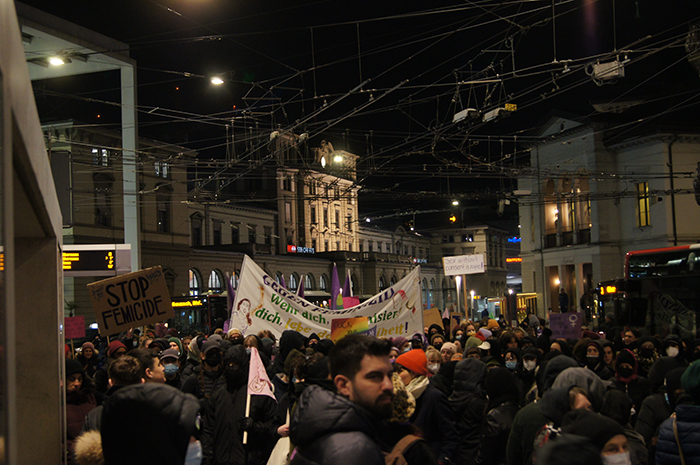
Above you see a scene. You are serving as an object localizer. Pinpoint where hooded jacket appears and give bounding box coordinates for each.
[551,367,608,413]
[480,368,520,465]
[201,345,278,465]
[449,358,488,465]
[289,384,386,465]
[101,384,200,464]
[270,330,306,377]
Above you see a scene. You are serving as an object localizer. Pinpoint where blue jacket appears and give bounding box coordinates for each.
[656,404,700,465]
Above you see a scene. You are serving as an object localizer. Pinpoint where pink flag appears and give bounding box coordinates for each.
[247,347,275,400]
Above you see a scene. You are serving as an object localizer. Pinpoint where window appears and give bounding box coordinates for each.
[309,181,317,196]
[323,207,328,228]
[191,215,203,246]
[213,220,222,245]
[636,182,650,227]
[155,161,169,178]
[379,277,386,291]
[156,194,171,232]
[310,205,317,224]
[285,202,292,223]
[335,209,340,228]
[319,275,328,291]
[248,225,256,243]
[312,239,317,250]
[92,148,109,166]
[289,274,298,291]
[231,224,239,244]
[283,176,292,191]
[347,213,353,231]
[264,226,272,246]
[334,186,340,200]
[208,270,223,293]
[230,274,238,290]
[189,269,202,296]
[336,241,341,251]
[324,240,329,251]
[94,180,113,227]
[305,274,314,291]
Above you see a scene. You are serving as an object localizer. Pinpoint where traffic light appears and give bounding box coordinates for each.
[449,214,457,223]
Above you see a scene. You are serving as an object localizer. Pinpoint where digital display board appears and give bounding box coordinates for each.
[63,251,115,271]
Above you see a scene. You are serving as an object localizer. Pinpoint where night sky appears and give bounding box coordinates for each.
[18,0,700,225]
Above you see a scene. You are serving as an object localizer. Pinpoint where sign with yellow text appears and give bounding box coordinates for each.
[231,255,423,340]
[87,266,174,336]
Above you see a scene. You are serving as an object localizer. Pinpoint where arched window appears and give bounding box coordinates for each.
[390,276,397,287]
[379,277,387,291]
[305,274,315,291]
[319,275,328,291]
[208,270,224,294]
[276,272,284,285]
[230,273,238,290]
[289,273,299,291]
[189,269,202,296]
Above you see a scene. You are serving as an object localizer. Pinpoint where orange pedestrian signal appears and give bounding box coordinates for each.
[449,215,457,223]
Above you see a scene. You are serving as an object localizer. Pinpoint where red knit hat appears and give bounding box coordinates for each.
[108,340,127,357]
[396,349,429,376]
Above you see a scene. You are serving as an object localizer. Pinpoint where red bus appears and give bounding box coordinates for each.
[596,244,700,338]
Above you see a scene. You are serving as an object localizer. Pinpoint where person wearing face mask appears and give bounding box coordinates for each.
[611,349,651,427]
[396,349,459,465]
[181,340,226,408]
[389,346,400,364]
[201,345,277,465]
[662,334,689,367]
[160,348,183,389]
[634,336,661,378]
[561,409,632,465]
[586,340,615,381]
[392,336,410,354]
[425,347,442,375]
[656,360,700,465]
[514,347,539,406]
[479,367,520,465]
[504,348,520,372]
[430,333,445,352]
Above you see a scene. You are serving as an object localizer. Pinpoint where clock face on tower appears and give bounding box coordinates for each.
[320,156,327,168]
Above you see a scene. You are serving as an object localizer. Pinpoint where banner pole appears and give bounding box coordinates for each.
[243,392,251,444]
[70,339,75,358]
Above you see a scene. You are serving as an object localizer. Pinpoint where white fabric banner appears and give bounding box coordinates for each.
[230,255,424,340]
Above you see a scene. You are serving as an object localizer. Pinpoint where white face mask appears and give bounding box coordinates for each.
[185,440,202,465]
[428,363,440,374]
[667,346,679,358]
[602,452,631,465]
[523,360,537,372]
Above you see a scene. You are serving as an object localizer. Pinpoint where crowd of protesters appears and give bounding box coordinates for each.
[64,312,700,465]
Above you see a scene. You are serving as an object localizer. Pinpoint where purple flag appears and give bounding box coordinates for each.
[330,263,341,310]
[226,272,236,314]
[297,275,305,299]
[342,271,352,298]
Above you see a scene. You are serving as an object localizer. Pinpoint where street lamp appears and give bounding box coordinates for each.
[210,76,224,85]
[470,290,475,318]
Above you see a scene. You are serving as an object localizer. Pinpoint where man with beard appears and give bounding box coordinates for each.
[201,345,277,465]
[290,335,394,465]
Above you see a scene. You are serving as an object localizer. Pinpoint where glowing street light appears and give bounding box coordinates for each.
[452,200,459,206]
[49,56,65,66]
[211,76,224,85]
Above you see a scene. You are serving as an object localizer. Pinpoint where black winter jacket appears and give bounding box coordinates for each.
[200,383,277,465]
[290,384,386,465]
[635,392,673,445]
[411,382,460,464]
[479,400,519,465]
[450,358,488,465]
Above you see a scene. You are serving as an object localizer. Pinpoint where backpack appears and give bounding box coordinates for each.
[384,434,426,465]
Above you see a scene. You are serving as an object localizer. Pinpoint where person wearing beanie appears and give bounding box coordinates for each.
[430,333,445,351]
[181,339,226,404]
[396,349,459,464]
[392,336,410,353]
[560,409,630,464]
[537,434,604,465]
[612,349,651,427]
[662,334,689,367]
[634,336,661,378]
[93,341,128,394]
[65,358,98,462]
[77,342,99,379]
[599,390,649,465]
[585,340,615,381]
[440,342,457,363]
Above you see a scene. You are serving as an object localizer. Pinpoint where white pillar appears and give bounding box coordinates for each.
[121,65,140,271]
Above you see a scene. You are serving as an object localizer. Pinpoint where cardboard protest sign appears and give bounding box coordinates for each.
[64,316,85,339]
[549,312,583,340]
[423,307,443,330]
[87,266,174,336]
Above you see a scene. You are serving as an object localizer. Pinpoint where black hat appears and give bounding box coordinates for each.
[65,358,84,378]
[561,409,626,451]
[159,348,180,361]
[202,340,222,355]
